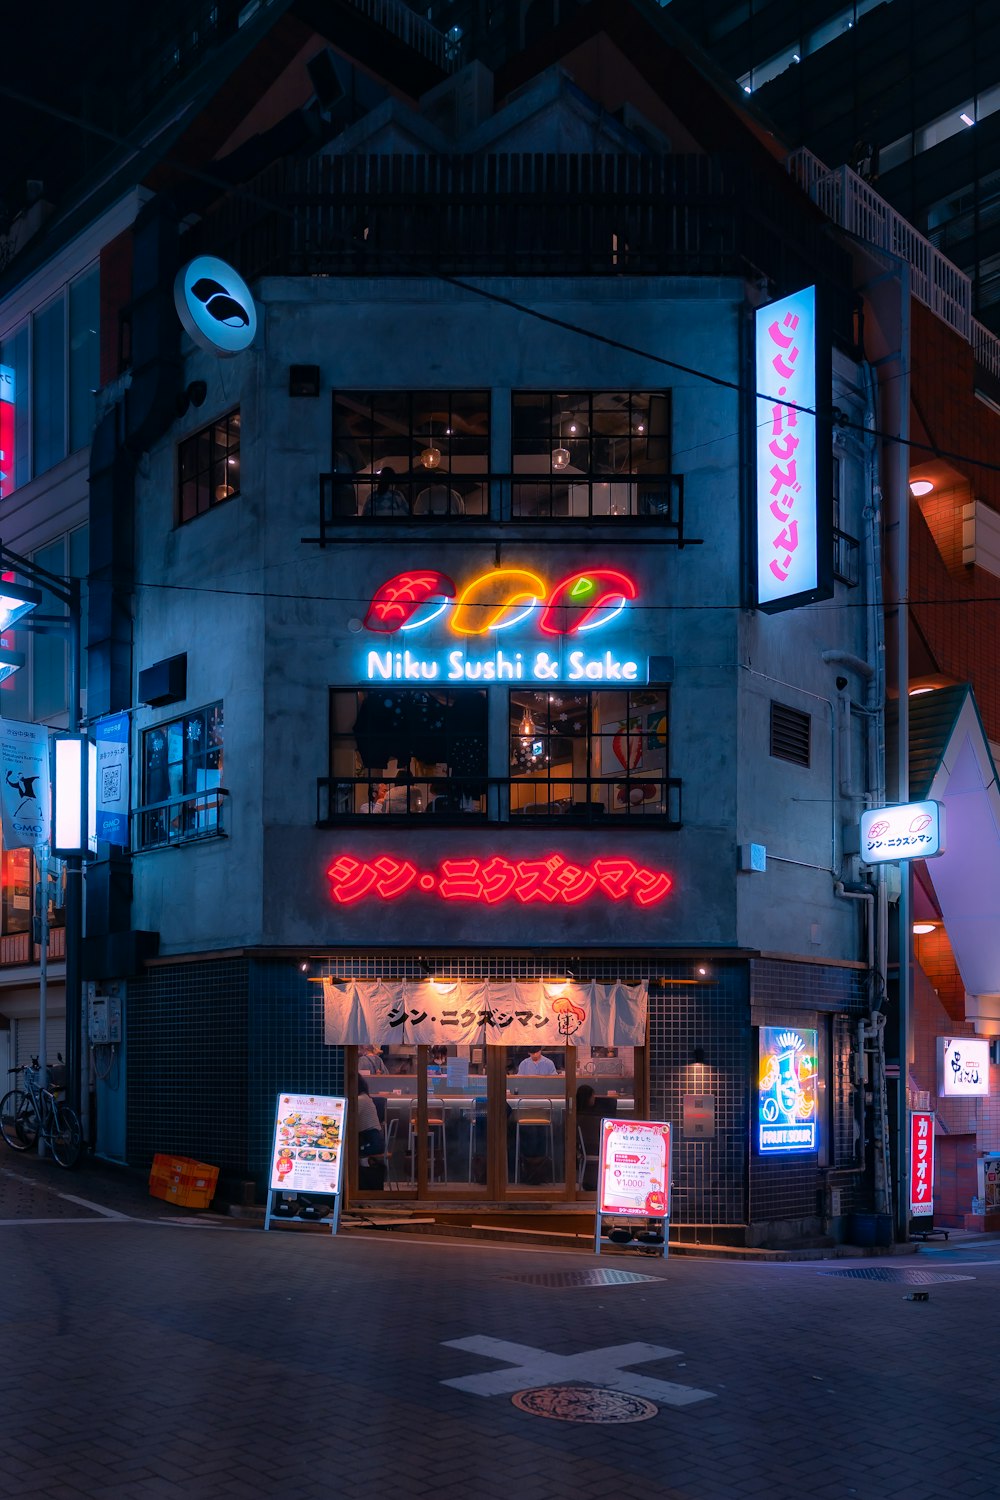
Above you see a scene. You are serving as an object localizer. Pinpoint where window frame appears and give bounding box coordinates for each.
[137,702,225,849]
[176,408,241,525]
[510,389,676,521]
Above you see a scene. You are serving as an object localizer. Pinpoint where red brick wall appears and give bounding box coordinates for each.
[909,304,1000,741]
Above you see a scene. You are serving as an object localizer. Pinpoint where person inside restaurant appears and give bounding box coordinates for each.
[517,1048,558,1076]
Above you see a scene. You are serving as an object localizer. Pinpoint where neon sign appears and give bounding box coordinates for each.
[909,1110,935,1219]
[173,256,257,357]
[757,1026,818,1153]
[327,853,673,907]
[360,567,643,684]
[0,364,14,501]
[755,287,832,612]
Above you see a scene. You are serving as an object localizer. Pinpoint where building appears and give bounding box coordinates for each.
[3,0,932,1245]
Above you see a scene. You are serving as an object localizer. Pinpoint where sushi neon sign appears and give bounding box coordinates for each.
[360,566,644,684]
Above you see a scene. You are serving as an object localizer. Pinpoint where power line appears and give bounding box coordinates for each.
[4,80,1000,481]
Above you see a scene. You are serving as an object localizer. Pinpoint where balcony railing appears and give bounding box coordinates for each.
[787,146,1000,380]
[133,789,229,851]
[188,151,851,294]
[317,775,682,827]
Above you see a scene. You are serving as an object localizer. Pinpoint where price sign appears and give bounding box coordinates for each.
[597,1118,672,1219]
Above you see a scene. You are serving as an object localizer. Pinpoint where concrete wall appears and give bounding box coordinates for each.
[131,273,871,966]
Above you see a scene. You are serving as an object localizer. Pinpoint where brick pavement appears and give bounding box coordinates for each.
[0,1150,998,1498]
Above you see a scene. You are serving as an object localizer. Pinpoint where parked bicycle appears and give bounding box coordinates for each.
[0,1057,83,1168]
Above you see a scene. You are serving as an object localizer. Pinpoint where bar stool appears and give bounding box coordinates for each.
[408,1102,448,1182]
[514,1099,554,1182]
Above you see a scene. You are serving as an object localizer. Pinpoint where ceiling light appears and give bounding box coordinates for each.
[912,923,936,935]
[419,445,442,470]
[961,113,975,127]
[909,479,934,496]
[551,446,571,470]
[909,686,934,696]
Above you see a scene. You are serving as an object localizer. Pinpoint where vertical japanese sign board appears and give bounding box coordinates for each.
[0,363,14,501]
[264,1092,347,1235]
[754,286,833,612]
[595,1118,671,1258]
[909,1110,935,1226]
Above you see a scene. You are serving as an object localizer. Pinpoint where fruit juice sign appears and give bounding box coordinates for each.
[758,1026,818,1153]
[269,1092,346,1196]
[597,1119,671,1219]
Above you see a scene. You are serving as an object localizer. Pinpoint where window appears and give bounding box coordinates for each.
[139,703,225,848]
[511,391,673,518]
[32,296,67,477]
[69,268,100,453]
[329,688,488,816]
[770,701,810,766]
[177,410,240,523]
[832,456,858,586]
[510,688,670,819]
[331,391,489,519]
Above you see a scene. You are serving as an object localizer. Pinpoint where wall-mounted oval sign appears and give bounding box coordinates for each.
[173,256,257,357]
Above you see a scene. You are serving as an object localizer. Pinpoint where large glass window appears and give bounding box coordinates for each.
[509,687,670,818]
[140,703,225,848]
[331,391,489,519]
[329,688,488,816]
[69,268,100,453]
[32,296,67,477]
[511,391,673,518]
[178,410,240,523]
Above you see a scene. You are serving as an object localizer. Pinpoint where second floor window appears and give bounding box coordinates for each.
[177,409,240,523]
[512,391,673,518]
[140,703,225,847]
[332,391,489,519]
[330,688,488,815]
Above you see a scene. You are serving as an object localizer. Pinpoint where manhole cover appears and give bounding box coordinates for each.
[819,1268,974,1284]
[504,1269,657,1288]
[512,1386,658,1423]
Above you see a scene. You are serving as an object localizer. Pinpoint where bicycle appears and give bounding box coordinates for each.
[0,1057,83,1169]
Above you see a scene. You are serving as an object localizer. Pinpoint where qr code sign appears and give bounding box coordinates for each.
[102,766,121,802]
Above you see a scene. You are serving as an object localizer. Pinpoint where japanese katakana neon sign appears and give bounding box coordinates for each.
[359,566,644,684]
[909,1111,935,1219]
[327,853,673,907]
[754,287,831,612]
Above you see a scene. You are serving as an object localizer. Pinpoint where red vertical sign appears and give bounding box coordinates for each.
[909,1111,935,1219]
[0,377,13,501]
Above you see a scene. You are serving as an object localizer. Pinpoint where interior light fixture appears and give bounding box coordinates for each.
[960,113,975,127]
[551,417,571,470]
[909,479,934,496]
[214,483,236,501]
[519,705,536,741]
[912,922,937,935]
[299,960,310,974]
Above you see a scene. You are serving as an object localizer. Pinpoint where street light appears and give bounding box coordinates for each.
[0,541,84,1120]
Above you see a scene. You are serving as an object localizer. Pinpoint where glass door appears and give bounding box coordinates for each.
[503,1044,570,1194]
[574,1045,643,1196]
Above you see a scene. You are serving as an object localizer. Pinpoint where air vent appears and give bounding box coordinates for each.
[770,701,811,766]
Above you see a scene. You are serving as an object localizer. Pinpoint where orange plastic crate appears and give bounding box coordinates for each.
[149,1154,219,1209]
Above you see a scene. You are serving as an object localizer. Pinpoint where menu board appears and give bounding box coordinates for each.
[597,1119,671,1219]
[269,1092,346,1196]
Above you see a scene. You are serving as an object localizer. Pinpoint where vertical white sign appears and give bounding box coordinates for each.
[0,719,50,848]
[755,286,819,609]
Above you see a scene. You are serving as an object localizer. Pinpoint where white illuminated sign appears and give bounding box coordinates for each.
[860,800,944,863]
[173,256,257,357]
[938,1036,990,1097]
[755,286,821,610]
[53,735,97,856]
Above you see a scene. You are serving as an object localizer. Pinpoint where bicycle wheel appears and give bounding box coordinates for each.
[0,1089,39,1151]
[50,1103,83,1169]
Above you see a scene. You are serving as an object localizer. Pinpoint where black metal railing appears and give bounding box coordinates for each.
[316,775,682,827]
[186,151,852,296]
[313,470,687,544]
[133,789,229,851]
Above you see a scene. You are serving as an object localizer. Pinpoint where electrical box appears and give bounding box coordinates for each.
[87,982,123,1045]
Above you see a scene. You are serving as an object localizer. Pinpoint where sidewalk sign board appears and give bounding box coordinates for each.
[594,1117,671,1258]
[264,1092,346,1235]
[908,1109,935,1236]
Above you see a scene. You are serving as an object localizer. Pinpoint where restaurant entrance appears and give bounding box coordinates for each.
[350,1041,642,1203]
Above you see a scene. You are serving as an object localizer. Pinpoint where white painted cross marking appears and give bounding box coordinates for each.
[442,1337,715,1406]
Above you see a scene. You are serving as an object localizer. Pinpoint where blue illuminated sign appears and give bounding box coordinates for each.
[758,1026,818,1154]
